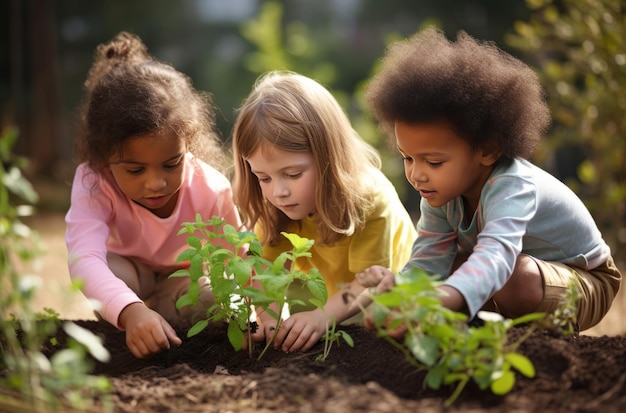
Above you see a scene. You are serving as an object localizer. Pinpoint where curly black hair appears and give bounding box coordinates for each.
[365,27,551,161]
[75,31,227,174]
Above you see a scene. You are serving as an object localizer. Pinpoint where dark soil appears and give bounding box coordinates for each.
[37,320,626,412]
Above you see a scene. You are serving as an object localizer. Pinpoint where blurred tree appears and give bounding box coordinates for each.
[239,1,415,208]
[506,0,626,257]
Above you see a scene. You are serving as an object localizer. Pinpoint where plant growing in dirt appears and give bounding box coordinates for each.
[249,232,330,359]
[173,214,264,355]
[364,266,547,406]
[0,127,112,412]
[317,317,355,362]
[174,217,354,360]
[536,278,580,335]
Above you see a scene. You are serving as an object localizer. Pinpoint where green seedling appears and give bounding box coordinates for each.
[316,316,354,362]
[535,276,580,335]
[242,232,330,359]
[173,214,265,356]
[174,218,352,360]
[368,266,545,406]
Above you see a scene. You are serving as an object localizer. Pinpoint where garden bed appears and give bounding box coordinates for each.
[38,320,626,412]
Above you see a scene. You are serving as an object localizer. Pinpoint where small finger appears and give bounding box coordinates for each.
[162,322,182,347]
[356,270,382,288]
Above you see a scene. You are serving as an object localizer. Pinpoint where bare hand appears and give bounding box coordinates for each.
[355,265,396,293]
[356,266,407,339]
[119,303,182,358]
[249,317,279,345]
[363,311,408,339]
[273,309,327,353]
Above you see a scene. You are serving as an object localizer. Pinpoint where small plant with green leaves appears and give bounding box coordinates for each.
[535,276,580,335]
[174,217,353,360]
[0,127,112,412]
[366,266,545,406]
[173,214,265,356]
[317,317,354,362]
[248,232,330,359]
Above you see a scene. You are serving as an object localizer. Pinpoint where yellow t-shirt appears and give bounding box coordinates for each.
[257,170,417,296]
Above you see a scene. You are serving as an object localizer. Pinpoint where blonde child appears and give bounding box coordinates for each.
[65,32,242,358]
[358,27,621,333]
[232,71,417,352]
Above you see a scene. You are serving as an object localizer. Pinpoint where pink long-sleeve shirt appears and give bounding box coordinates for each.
[65,153,242,328]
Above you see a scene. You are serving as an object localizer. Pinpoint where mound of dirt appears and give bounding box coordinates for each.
[36,320,626,413]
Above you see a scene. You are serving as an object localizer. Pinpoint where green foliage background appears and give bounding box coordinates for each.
[506,0,626,257]
[3,0,625,256]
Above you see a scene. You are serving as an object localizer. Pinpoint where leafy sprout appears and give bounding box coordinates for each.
[173,217,350,360]
[367,266,559,406]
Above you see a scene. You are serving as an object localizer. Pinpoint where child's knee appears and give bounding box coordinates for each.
[494,255,544,317]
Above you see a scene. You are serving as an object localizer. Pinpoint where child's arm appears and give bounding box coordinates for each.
[118,302,182,358]
[356,265,467,339]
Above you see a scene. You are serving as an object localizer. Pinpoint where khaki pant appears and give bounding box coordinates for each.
[531,255,621,331]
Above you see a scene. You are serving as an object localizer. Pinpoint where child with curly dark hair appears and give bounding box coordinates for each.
[357,27,621,333]
[65,32,242,358]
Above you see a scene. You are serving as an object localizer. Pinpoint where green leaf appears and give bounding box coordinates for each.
[271,252,289,273]
[373,291,404,307]
[227,321,245,351]
[248,240,263,257]
[490,370,516,395]
[473,369,494,390]
[255,273,291,297]
[188,254,205,280]
[371,304,390,329]
[169,268,190,278]
[505,353,535,378]
[425,364,446,389]
[407,334,439,367]
[230,260,252,285]
[63,321,110,363]
[3,167,39,203]
[210,248,232,261]
[175,293,196,310]
[306,275,328,303]
[309,298,324,308]
[443,372,469,385]
[186,235,202,250]
[176,249,197,263]
[511,312,546,326]
[187,319,209,338]
[339,331,354,347]
[280,232,313,251]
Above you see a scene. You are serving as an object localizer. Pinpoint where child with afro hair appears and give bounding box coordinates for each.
[357,27,621,334]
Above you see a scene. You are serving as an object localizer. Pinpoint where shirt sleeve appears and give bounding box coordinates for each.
[64,165,142,329]
[404,173,538,319]
[445,175,538,317]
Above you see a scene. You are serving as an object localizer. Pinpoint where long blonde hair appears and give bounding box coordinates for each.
[232,71,381,245]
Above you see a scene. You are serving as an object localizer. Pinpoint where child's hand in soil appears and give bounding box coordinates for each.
[357,265,408,340]
[274,308,326,353]
[119,302,182,358]
[249,317,278,345]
